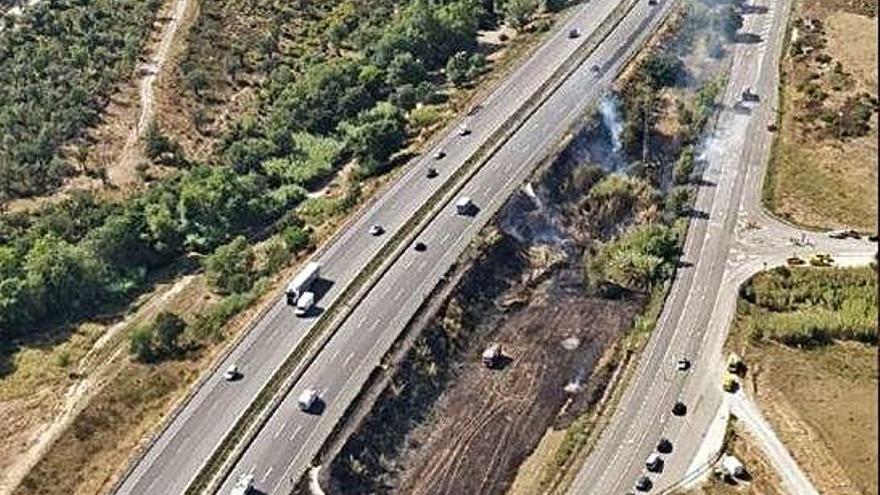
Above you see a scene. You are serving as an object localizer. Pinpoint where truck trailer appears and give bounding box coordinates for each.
[286,261,321,305]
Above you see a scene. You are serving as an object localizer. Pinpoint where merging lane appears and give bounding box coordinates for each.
[114,2,629,494]
[217,0,680,493]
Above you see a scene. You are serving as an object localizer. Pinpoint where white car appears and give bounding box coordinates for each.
[458,124,470,136]
[433,149,446,160]
[298,387,320,412]
[229,473,253,495]
[676,358,690,371]
[368,224,384,236]
[223,364,239,381]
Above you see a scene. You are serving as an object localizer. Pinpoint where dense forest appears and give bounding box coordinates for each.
[0,0,162,199]
[0,0,565,337]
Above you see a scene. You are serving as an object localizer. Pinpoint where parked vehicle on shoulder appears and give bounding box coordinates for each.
[786,256,805,266]
[723,374,739,393]
[458,124,471,136]
[298,387,320,412]
[223,364,239,381]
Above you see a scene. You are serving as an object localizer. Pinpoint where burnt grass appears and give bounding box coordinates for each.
[326,230,643,495]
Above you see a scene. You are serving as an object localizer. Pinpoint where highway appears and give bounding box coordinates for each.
[112,2,635,494]
[216,0,681,493]
[567,0,876,491]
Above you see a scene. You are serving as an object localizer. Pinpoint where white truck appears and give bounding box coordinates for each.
[228,473,253,495]
[286,261,321,306]
[294,292,315,317]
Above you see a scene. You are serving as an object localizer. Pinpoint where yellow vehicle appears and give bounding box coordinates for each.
[726,352,742,374]
[786,256,805,266]
[809,253,834,267]
[722,374,739,393]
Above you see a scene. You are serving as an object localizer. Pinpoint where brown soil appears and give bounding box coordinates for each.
[681,424,785,495]
[733,339,878,495]
[394,293,639,495]
[765,0,879,231]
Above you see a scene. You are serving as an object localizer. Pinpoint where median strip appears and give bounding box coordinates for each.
[188,2,643,493]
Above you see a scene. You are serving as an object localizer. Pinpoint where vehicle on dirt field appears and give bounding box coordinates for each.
[482,343,503,368]
[635,475,652,491]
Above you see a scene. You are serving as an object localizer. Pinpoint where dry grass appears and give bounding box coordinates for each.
[764,0,878,232]
[681,424,785,495]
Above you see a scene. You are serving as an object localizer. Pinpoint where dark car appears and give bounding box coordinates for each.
[414,242,427,252]
[635,476,652,492]
[648,0,658,5]
[869,234,879,242]
[568,28,580,38]
[657,437,672,453]
[426,167,439,178]
[672,401,687,416]
[767,123,778,132]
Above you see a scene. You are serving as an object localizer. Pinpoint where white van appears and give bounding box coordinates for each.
[298,387,319,412]
[646,452,663,472]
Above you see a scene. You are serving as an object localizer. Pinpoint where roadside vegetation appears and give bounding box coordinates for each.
[325,1,743,491]
[0,0,161,200]
[2,0,575,493]
[727,266,878,495]
[763,0,878,231]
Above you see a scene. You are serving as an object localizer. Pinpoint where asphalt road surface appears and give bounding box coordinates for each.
[113,2,631,495]
[568,0,875,491]
[216,0,680,493]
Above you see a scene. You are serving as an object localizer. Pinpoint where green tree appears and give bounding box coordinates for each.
[664,186,691,219]
[203,236,255,294]
[152,311,186,355]
[445,51,485,87]
[673,146,695,184]
[499,0,539,29]
[341,102,406,176]
[129,326,156,363]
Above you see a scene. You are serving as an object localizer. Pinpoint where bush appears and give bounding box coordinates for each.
[586,222,683,291]
[445,51,485,87]
[203,236,256,294]
[673,146,695,184]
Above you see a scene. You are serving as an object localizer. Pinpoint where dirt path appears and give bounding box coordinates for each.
[111,0,190,187]
[0,275,197,495]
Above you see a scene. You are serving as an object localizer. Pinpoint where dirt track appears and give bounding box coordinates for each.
[394,291,638,495]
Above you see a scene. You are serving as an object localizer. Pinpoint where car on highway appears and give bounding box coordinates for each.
[767,123,778,132]
[458,124,471,136]
[590,64,601,74]
[657,437,672,453]
[676,357,690,371]
[828,229,860,239]
[568,28,580,38]
[223,365,239,381]
[414,241,427,252]
[368,224,384,236]
[648,0,658,5]
[433,149,446,160]
[298,387,320,413]
[672,400,687,416]
[645,452,663,472]
[635,475,652,491]
[426,167,439,178]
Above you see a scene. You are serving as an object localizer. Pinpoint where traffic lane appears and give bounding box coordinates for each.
[222,14,652,491]
[601,45,764,492]
[570,13,762,491]
[117,1,628,493]
[594,0,785,488]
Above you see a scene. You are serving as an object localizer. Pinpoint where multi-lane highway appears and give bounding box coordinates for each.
[568,0,875,491]
[217,0,681,493]
[113,2,642,494]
